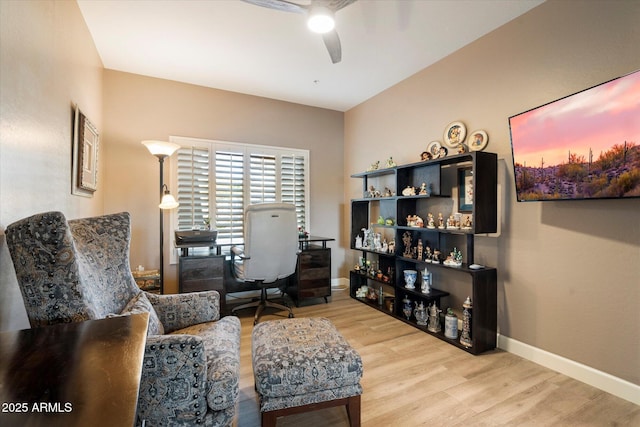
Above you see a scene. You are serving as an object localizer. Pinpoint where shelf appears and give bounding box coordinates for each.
[350,270,394,286]
[351,167,396,178]
[350,151,497,355]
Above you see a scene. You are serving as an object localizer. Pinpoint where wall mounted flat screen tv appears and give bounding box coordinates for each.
[509,70,640,202]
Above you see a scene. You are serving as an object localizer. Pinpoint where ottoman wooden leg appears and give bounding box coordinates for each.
[346,394,361,427]
[262,410,278,427]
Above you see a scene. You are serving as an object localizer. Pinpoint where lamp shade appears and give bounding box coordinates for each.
[159,193,179,210]
[307,6,335,33]
[142,140,180,158]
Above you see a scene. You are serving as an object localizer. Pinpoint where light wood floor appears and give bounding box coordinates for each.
[229,289,639,427]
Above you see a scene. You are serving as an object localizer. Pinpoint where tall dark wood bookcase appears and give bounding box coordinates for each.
[349,151,497,355]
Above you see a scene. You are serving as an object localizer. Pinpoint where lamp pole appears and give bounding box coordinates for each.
[143,140,180,295]
[158,154,166,294]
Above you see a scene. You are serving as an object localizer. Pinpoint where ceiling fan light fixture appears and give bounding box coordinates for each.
[307,6,335,34]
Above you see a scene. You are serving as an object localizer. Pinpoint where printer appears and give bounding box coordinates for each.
[174,229,217,245]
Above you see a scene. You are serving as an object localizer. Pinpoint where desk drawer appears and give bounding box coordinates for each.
[179,256,224,293]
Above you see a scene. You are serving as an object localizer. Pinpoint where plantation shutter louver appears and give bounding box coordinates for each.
[281,154,306,230]
[250,154,277,204]
[215,150,245,243]
[176,147,210,230]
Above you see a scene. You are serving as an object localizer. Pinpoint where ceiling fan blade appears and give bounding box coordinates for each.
[325,0,358,12]
[322,30,342,64]
[240,0,307,14]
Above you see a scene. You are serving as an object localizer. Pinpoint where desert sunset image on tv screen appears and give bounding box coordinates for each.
[509,70,640,201]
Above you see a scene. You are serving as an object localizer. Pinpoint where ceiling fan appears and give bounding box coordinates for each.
[241,0,358,64]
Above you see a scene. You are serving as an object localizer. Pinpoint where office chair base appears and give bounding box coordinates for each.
[231,287,294,325]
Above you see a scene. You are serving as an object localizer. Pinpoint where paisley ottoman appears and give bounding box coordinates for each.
[252,317,363,426]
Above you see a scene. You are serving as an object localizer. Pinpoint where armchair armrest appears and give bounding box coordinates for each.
[146,291,220,333]
[137,334,209,426]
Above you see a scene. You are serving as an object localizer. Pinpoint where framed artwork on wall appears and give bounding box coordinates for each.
[458,168,473,212]
[72,105,99,196]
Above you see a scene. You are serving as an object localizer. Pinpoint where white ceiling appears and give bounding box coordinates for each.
[77,0,544,112]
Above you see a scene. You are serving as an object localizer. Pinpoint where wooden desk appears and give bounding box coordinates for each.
[290,236,335,305]
[0,314,148,427]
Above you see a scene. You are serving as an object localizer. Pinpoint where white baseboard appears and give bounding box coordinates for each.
[331,277,349,290]
[498,334,640,405]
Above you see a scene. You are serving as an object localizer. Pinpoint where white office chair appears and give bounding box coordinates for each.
[230,203,298,324]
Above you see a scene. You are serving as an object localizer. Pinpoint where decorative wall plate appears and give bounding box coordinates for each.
[427,140,442,158]
[443,121,466,148]
[468,129,488,151]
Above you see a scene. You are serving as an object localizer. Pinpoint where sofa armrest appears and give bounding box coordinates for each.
[137,334,209,426]
[146,291,220,333]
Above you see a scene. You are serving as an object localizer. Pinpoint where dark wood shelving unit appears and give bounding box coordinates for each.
[349,151,498,355]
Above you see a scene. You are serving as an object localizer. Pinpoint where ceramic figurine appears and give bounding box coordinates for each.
[377,215,385,225]
[437,213,445,229]
[402,231,412,258]
[402,186,416,196]
[386,157,397,168]
[420,151,432,161]
[419,182,428,195]
[385,218,395,226]
[388,239,395,254]
[462,215,472,229]
[367,160,380,171]
[416,239,423,260]
[443,247,462,267]
[355,235,362,249]
[427,213,435,229]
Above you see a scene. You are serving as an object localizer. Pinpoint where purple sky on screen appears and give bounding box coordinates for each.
[511,71,640,166]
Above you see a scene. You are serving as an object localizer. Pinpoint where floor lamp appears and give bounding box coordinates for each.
[143,140,180,294]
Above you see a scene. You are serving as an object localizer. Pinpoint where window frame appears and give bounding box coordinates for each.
[168,136,310,263]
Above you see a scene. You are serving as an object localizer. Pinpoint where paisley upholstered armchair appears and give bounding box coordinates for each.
[6,211,241,426]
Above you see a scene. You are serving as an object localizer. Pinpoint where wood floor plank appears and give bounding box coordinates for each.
[229,289,639,426]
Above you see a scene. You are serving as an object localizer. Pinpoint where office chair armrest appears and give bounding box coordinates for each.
[230,245,249,260]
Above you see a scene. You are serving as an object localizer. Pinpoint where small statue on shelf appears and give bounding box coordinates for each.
[443,247,463,267]
[402,186,416,196]
[462,215,472,229]
[383,187,394,197]
[367,160,380,172]
[419,182,428,195]
[416,238,423,260]
[402,231,412,258]
[386,157,397,168]
[446,215,457,229]
[427,213,435,229]
[437,213,445,229]
[420,151,432,161]
[388,239,395,254]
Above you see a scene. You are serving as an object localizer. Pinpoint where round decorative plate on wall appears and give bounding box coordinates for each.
[443,121,466,148]
[468,129,488,151]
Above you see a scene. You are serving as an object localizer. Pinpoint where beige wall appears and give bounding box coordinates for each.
[102,71,345,294]
[0,0,104,331]
[345,0,640,385]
